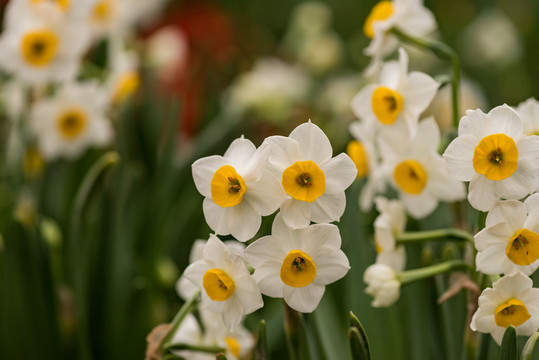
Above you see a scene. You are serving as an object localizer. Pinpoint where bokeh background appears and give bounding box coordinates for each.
[2,0,539,359]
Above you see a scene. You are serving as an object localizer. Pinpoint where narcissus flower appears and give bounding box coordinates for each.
[379,117,466,218]
[263,121,357,229]
[470,271,539,345]
[30,81,113,160]
[351,48,438,138]
[443,104,539,211]
[192,137,285,242]
[176,238,245,301]
[182,235,263,331]
[374,197,407,271]
[244,214,350,313]
[0,2,91,84]
[106,45,140,104]
[363,263,401,307]
[363,0,436,74]
[475,194,539,276]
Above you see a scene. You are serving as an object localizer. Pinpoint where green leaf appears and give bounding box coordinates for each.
[500,325,517,360]
[349,311,371,360]
[256,320,270,360]
[521,332,539,360]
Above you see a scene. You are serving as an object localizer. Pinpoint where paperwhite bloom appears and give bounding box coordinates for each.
[192,137,285,242]
[4,0,96,23]
[263,121,357,229]
[106,44,140,104]
[471,271,539,345]
[176,239,245,301]
[170,314,211,360]
[244,213,350,313]
[30,81,113,160]
[0,2,91,85]
[88,0,134,40]
[224,58,311,122]
[475,194,539,276]
[363,0,436,74]
[182,235,263,331]
[363,263,401,307]
[379,117,466,218]
[515,97,539,136]
[351,48,439,138]
[443,104,539,211]
[374,197,407,271]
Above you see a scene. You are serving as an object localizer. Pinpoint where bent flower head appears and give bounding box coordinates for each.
[363,263,401,307]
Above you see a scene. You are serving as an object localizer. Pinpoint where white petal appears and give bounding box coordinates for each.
[203,199,230,236]
[239,143,270,182]
[280,199,312,229]
[475,241,508,275]
[458,108,491,139]
[487,104,523,138]
[271,212,297,243]
[394,3,436,36]
[192,156,227,198]
[350,84,377,122]
[321,153,357,194]
[234,275,264,314]
[400,190,438,219]
[468,175,497,211]
[221,297,243,331]
[224,137,256,165]
[283,283,325,313]
[474,222,511,251]
[443,134,477,181]
[310,192,346,224]
[313,250,350,285]
[493,272,533,300]
[227,202,262,242]
[379,60,401,89]
[244,236,286,268]
[244,171,285,216]
[376,246,406,272]
[302,223,342,256]
[486,200,526,230]
[264,135,301,173]
[289,122,333,164]
[252,264,284,298]
[402,72,438,117]
[524,193,539,230]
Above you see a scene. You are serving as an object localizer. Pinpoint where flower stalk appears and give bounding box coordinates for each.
[396,228,474,245]
[397,260,470,285]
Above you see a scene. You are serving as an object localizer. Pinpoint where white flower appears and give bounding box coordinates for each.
[244,213,350,313]
[471,271,539,345]
[176,239,245,301]
[374,197,407,271]
[515,97,539,136]
[363,0,436,74]
[30,81,113,160]
[106,43,140,105]
[224,58,311,122]
[182,235,263,331]
[351,48,439,138]
[443,104,539,211]
[475,194,539,276]
[363,263,401,307]
[0,2,91,85]
[263,121,357,229]
[379,117,466,218]
[192,137,285,242]
[170,314,212,360]
[88,0,135,40]
[4,0,96,23]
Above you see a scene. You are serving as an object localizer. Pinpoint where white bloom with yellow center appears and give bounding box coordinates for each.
[443,104,539,211]
[182,235,263,331]
[374,197,407,271]
[363,0,436,74]
[263,121,357,229]
[351,48,439,138]
[176,238,245,301]
[470,271,539,345]
[30,81,113,160]
[0,2,91,85]
[515,97,539,136]
[192,137,285,242]
[106,44,140,105]
[363,263,401,307]
[244,213,350,313]
[4,0,96,24]
[379,117,466,218]
[475,194,539,276]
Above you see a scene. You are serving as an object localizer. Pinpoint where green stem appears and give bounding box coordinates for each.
[390,27,461,129]
[398,260,470,285]
[283,301,311,360]
[396,228,474,245]
[164,343,226,354]
[160,290,200,351]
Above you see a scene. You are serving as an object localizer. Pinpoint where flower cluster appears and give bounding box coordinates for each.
[177,121,355,354]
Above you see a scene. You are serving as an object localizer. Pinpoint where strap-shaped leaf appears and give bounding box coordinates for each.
[500,325,518,360]
[349,311,371,360]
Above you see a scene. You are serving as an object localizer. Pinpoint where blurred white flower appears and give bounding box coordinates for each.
[0,2,91,85]
[363,263,401,307]
[316,74,364,122]
[515,97,539,136]
[297,32,343,74]
[471,271,539,345]
[351,48,439,138]
[30,81,113,160]
[289,1,332,36]
[182,235,263,331]
[176,238,245,301]
[106,44,140,105]
[223,58,311,122]
[443,105,539,211]
[374,197,407,271]
[244,213,350,313]
[459,9,522,70]
[363,0,436,74]
[145,26,189,82]
[264,121,357,229]
[192,137,285,242]
[475,194,539,276]
[379,117,466,218]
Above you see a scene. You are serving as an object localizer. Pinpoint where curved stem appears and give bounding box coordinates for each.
[396,228,474,245]
[160,290,201,351]
[390,27,461,129]
[397,260,470,285]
